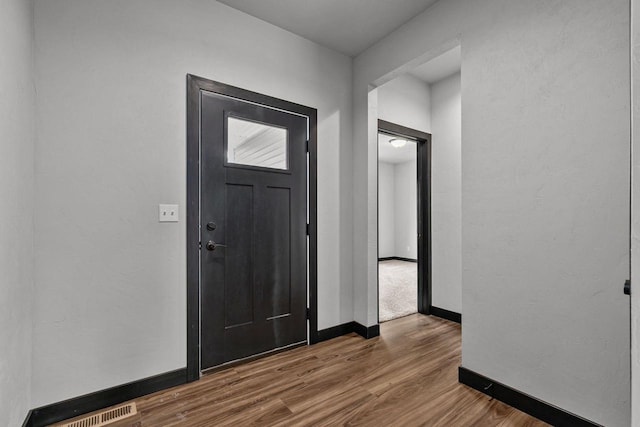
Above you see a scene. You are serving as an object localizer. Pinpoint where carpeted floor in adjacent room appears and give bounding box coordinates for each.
[378,259,417,322]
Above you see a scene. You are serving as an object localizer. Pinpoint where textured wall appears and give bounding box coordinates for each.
[0,0,34,424]
[33,0,353,406]
[377,69,462,313]
[377,74,428,263]
[430,72,462,313]
[631,0,640,425]
[354,0,630,425]
[378,74,431,132]
[378,161,396,258]
[393,160,418,259]
[378,159,418,260]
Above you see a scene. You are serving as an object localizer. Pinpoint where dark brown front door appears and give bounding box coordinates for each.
[199,90,308,370]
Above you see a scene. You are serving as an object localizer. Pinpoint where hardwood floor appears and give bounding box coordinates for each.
[52,314,548,426]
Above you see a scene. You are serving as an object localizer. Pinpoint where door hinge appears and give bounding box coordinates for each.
[624,279,631,295]
[198,241,202,250]
[306,139,310,153]
[306,223,310,236]
[306,308,310,319]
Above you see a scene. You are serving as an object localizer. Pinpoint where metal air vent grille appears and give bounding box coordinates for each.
[57,402,137,427]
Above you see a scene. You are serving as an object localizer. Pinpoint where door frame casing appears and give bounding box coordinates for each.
[377,119,432,318]
[186,74,318,382]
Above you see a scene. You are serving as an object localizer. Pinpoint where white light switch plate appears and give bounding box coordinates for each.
[159,204,179,222]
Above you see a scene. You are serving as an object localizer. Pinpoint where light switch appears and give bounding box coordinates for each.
[159,204,179,222]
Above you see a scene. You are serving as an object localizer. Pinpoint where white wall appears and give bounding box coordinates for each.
[32,0,353,407]
[377,73,427,264]
[377,69,461,310]
[430,72,462,313]
[0,0,34,425]
[378,158,418,260]
[394,160,417,259]
[632,1,640,424]
[378,74,431,132]
[354,0,630,425]
[378,161,395,258]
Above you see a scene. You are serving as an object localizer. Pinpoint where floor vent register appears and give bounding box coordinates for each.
[56,402,137,427]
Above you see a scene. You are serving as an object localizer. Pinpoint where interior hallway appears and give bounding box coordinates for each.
[53,314,547,426]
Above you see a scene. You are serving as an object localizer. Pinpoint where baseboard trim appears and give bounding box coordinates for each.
[378,256,417,263]
[22,410,33,427]
[316,322,357,342]
[353,322,380,339]
[458,367,601,427]
[27,368,187,427]
[316,321,380,343]
[430,306,461,323]
[394,256,417,263]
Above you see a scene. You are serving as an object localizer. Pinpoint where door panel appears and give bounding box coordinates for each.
[224,183,254,329]
[261,186,291,319]
[200,91,307,370]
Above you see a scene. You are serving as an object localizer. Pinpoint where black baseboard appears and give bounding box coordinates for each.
[22,410,33,427]
[395,256,417,263]
[458,367,601,427]
[26,368,187,427]
[316,322,358,342]
[378,256,417,263]
[353,322,380,339]
[430,306,461,323]
[316,321,380,343]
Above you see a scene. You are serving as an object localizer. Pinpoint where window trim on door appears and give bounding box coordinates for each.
[223,111,293,174]
[186,74,318,382]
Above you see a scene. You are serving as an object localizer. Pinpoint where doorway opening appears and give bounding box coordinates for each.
[377,120,431,323]
[186,75,318,381]
[375,46,462,325]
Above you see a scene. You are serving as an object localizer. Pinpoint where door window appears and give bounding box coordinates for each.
[226,116,288,170]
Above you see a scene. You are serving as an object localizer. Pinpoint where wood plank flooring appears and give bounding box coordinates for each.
[52,314,548,426]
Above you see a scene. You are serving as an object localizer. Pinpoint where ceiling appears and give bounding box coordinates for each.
[378,133,417,164]
[217,0,440,57]
[409,45,461,84]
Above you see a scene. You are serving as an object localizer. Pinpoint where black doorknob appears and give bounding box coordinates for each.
[205,240,227,251]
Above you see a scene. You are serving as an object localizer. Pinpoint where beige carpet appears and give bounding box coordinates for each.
[379,260,417,322]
